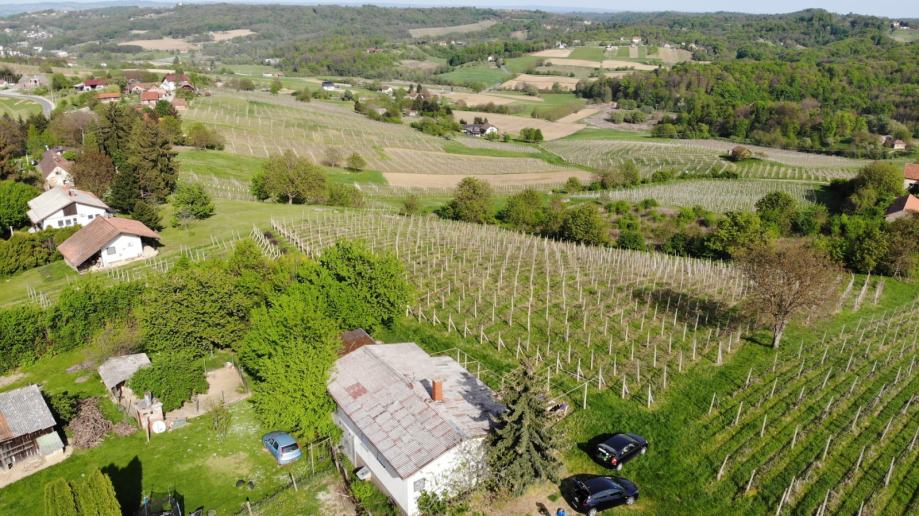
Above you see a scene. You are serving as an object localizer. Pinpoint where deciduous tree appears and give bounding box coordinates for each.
[0,180,39,234]
[71,147,116,198]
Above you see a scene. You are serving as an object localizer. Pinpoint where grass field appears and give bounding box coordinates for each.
[568,47,605,62]
[504,55,543,74]
[408,19,497,38]
[436,63,510,86]
[0,96,42,119]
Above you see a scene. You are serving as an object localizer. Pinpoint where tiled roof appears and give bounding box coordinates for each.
[26,186,109,224]
[340,328,375,356]
[905,163,919,181]
[140,90,161,101]
[37,148,73,178]
[96,92,121,99]
[0,385,56,441]
[328,343,502,478]
[886,194,919,217]
[58,216,160,268]
[98,353,151,390]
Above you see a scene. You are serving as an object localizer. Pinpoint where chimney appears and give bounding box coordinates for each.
[432,380,443,402]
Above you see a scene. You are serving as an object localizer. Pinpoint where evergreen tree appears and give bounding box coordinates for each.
[93,103,135,170]
[43,478,77,516]
[107,168,140,213]
[85,470,121,516]
[127,119,177,203]
[131,200,163,231]
[486,362,560,495]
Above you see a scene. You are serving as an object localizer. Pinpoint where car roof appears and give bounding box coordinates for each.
[603,433,637,449]
[264,431,297,445]
[583,476,618,493]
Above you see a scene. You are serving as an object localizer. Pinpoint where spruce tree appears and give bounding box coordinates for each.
[88,470,121,516]
[127,119,177,202]
[43,478,77,516]
[107,167,140,213]
[486,362,560,495]
[93,103,135,170]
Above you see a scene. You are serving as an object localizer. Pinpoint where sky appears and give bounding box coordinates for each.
[3,0,917,18]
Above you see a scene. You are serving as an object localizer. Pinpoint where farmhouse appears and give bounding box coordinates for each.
[885,194,919,222]
[140,89,163,106]
[328,343,502,515]
[73,78,108,92]
[57,216,160,271]
[26,186,111,231]
[161,73,195,93]
[884,135,907,150]
[905,163,919,190]
[96,92,121,104]
[463,122,498,137]
[0,385,64,471]
[128,82,157,94]
[37,147,74,189]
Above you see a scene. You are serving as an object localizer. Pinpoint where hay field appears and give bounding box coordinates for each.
[211,29,255,41]
[531,48,573,58]
[408,19,497,38]
[649,47,693,64]
[445,91,543,106]
[119,37,197,51]
[601,60,659,71]
[500,74,581,92]
[542,58,602,68]
[183,91,576,183]
[452,110,585,140]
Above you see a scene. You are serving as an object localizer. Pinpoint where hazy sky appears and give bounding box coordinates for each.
[6,0,918,18]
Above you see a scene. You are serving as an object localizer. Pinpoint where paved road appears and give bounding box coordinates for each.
[0,88,55,117]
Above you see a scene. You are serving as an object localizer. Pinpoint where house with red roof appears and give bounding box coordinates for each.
[140,90,163,106]
[885,194,919,222]
[74,78,108,92]
[57,217,160,270]
[904,163,919,191]
[161,73,196,93]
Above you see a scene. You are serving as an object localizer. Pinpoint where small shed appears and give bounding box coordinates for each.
[98,353,151,403]
[0,385,60,470]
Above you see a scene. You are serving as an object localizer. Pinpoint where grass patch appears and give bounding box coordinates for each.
[436,63,510,87]
[0,96,42,119]
[0,403,324,515]
[504,55,542,74]
[568,47,605,61]
[562,127,660,141]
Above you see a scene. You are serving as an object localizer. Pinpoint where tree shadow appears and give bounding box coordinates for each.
[102,455,142,514]
[632,287,744,328]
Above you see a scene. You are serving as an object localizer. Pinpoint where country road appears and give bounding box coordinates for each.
[0,89,55,117]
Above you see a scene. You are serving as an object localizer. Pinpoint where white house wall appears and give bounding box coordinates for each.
[334,407,487,515]
[37,204,108,231]
[99,234,143,267]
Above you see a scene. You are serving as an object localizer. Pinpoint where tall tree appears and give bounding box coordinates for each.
[0,116,25,179]
[739,241,840,349]
[93,103,135,169]
[440,177,493,223]
[127,119,177,202]
[107,168,140,213]
[262,150,326,204]
[72,146,116,198]
[487,362,560,495]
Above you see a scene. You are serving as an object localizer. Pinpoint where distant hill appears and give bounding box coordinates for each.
[0,1,168,17]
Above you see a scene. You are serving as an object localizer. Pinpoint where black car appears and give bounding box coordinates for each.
[570,476,639,514]
[596,433,648,471]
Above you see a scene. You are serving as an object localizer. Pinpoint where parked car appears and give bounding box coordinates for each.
[595,432,648,471]
[570,476,639,514]
[262,431,302,465]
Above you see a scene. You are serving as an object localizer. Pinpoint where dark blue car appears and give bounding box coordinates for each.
[570,476,639,515]
[262,431,302,465]
[596,432,648,471]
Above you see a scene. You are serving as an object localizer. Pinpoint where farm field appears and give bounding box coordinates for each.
[453,110,585,140]
[0,96,42,118]
[444,90,543,106]
[435,63,509,86]
[501,73,581,91]
[575,179,822,212]
[544,139,863,181]
[408,19,497,38]
[184,91,571,180]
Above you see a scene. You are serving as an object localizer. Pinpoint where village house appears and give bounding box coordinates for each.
[463,122,498,137]
[884,135,907,150]
[379,85,394,95]
[17,74,47,90]
[57,216,160,271]
[26,186,111,231]
[885,194,919,222]
[96,92,121,104]
[140,89,163,106]
[328,343,503,515]
[160,73,195,93]
[73,78,108,92]
[0,385,64,471]
[37,147,74,189]
[904,163,919,190]
[321,80,337,91]
[128,82,158,95]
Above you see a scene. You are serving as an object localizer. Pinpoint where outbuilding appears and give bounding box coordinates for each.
[57,216,160,270]
[0,385,63,471]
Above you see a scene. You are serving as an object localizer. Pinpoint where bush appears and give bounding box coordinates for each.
[131,200,163,231]
[185,123,225,150]
[47,391,82,426]
[346,152,367,171]
[326,183,364,208]
[0,304,46,373]
[519,127,544,143]
[728,146,753,162]
[617,230,646,251]
[128,352,208,412]
[559,204,609,245]
[0,180,40,234]
[171,183,215,226]
[0,227,78,277]
[438,177,493,223]
[49,279,142,352]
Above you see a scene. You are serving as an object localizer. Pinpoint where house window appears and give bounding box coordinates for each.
[57,220,63,227]
[106,247,116,256]
[87,214,94,220]
[66,219,73,226]
[413,478,426,493]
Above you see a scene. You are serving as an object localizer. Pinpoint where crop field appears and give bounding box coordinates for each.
[272,211,750,405]
[544,139,862,181]
[575,179,821,212]
[501,74,581,91]
[436,63,509,86]
[408,19,497,38]
[184,91,568,179]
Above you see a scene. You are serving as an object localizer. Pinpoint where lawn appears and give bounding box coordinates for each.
[504,55,542,74]
[561,127,660,141]
[436,63,510,87]
[0,96,42,119]
[568,46,605,61]
[0,402,330,515]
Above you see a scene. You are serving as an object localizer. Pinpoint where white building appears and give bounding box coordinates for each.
[328,343,503,515]
[26,186,111,231]
[57,217,160,271]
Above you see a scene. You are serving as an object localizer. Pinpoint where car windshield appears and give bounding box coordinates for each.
[280,443,299,453]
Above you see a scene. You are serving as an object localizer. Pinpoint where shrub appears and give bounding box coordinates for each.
[0,227,78,277]
[43,478,77,516]
[0,304,46,373]
[128,352,208,412]
[346,152,367,171]
[171,183,214,226]
[519,127,544,143]
[49,279,142,352]
[131,200,163,231]
[0,180,40,234]
[47,391,82,427]
[438,177,493,223]
[617,230,646,251]
[326,183,364,208]
[559,204,609,245]
[728,146,753,162]
[185,123,225,150]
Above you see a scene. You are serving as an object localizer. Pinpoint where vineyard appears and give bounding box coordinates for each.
[184,91,570,178]
[575,179,821,212]
[270,211,755,406]
[544,140,862,182]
